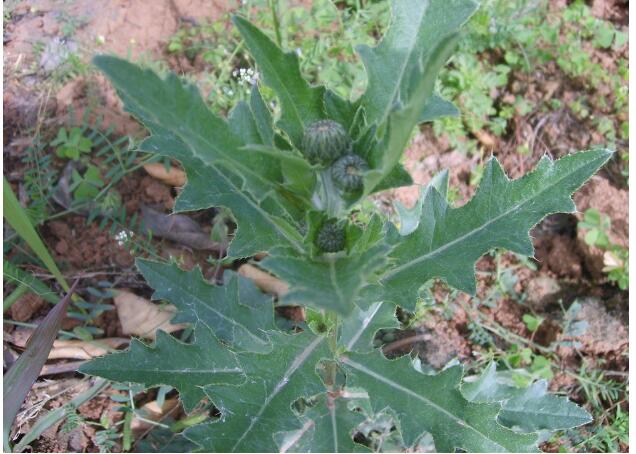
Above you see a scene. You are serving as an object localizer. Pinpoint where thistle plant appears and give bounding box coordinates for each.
[81,0,611,451]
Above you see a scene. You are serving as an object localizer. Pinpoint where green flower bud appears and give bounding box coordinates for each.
[331,154,369,192]
[301,120,351,166]
[316,221,345,253]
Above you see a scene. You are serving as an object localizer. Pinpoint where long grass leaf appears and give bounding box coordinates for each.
[3,260,60,309]
[3,177,69,291]
[3,280,78,451]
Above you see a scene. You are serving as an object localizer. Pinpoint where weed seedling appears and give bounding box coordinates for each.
[78,1,611,451]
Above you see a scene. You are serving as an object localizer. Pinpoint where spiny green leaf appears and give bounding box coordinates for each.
[355,0,477,195]
[394,169,449,235]
[185,332,329,452]
[382,150,613,310]
[249,85,275,146]
[463,363,592,432]
[358,0,478,128]
[229,86,275,146]
[233,16,325,147]
[136,259,275,353]
[80,325,244,413]
[261,240,390,315]
[341,352,538,452]
[93,55,304,257]
[228,101,262,145]
[242,144,316,199]
[363,33,461,195]
[274,392,367,453]
[339,302,399,353]
[419,94,460,123]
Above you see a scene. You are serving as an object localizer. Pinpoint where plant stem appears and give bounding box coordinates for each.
[122,410,133,451]
[268,0,283,48]
[170,413,209,432]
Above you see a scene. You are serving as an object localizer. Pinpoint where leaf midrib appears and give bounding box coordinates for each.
[112,74,305,254]
[342,357,507,451]
[128,367,243,374]
[237,18,317,141]
[150,266,270,349]
[328,258,346,309]
[382,156,601,282]
[186,164,304,254]
[231,336,326,452]
[345,302,383,351]
[370,1,431,126]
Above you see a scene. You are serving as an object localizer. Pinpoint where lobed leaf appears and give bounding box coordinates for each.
[233,16,326,148]
[382,150,613,310]
[80,325,244,413]
[359,0,478,194]
[274,392,367,453]
[137,259,275,353]
[93,56,304,257]
[339,302,399,353]
[341,352,539,452]
[185,331,330,452]
[463,363,592,432]
[262,240,390,315]
[359,0,478,128]
[394,169,449,235]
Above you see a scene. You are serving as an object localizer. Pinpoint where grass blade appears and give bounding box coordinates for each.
[3,260,60,309]
[3,280,78,451]
[3,177,69,291]
[2,285,29,312]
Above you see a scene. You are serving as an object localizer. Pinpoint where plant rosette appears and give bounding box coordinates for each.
[79,0,610,452]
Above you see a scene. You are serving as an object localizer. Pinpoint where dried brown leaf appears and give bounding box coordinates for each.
[238,264,289,297]
[143,163,186,187]
[113,290,185,339]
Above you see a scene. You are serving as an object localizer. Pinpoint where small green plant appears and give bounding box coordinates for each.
[70,164,105,200]
[579,208,629,289]
[51,126,93,160]
[504,346,555,387]
[522,313,543,333]
[80,1,611,451]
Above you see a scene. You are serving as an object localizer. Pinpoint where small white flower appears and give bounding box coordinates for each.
[115,229,134,246]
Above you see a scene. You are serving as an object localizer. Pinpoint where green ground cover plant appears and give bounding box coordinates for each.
[579,208,629,290]
[76,0,612,451]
